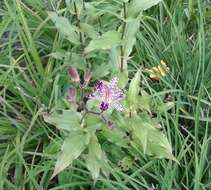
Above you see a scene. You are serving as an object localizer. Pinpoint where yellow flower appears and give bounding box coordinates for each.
[145,60,169,81]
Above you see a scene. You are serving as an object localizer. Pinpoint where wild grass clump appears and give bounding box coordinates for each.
[0,0,210,189]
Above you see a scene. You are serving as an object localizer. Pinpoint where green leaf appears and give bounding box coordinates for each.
[84,31,122,53]
[138,95,151,113]
[157,102,175,113]
[101,127,128,148]
[116,19,140,71]
[48,12,79,44]
[127,70,141,110]
[49,50,66,60]
[80,23,99,39]
[110,46,121,73]
[129,117,177,161]
[44,110,81,132]
[67,53,87,70]
[92,62,111,79]
[51,130,90,179]
[66,0,83,15]
[86,135,102,180]
[117,71,128,89]
[128,0,162,18]
[84,115,102,133]
[44,139,62,155]
[100,152,110,178]
[123,19,140,58]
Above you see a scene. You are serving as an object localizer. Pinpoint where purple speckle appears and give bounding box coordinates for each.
[118,92,124,99]
[95,81,103,92]
[100,102,109,111]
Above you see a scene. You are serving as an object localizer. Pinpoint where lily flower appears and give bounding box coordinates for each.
[89,78,124,112]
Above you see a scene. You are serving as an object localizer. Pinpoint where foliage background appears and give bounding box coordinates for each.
[0,0,211,189]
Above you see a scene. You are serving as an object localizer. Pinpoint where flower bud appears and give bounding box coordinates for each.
[107,121,113,129]
[68,66,80,83]
[67,88,76,102]
[84,69,92,82]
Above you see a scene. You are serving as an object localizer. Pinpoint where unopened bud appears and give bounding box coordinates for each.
[107,121,113,129]
[67,88,76,102]
[84,69,92,82]
[68,66,80,83]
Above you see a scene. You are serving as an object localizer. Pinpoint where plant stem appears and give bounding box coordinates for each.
[88,110,101,115]
[100,115,108,124]
[82,0,86,10]
[80,99,106,125]
[120,47,124,72]
[120,2,127,72]
[121,2,127,38]
[73,2,83,51]
[80,111,87,124]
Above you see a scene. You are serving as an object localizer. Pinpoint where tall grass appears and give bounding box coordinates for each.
[0,0,210,189]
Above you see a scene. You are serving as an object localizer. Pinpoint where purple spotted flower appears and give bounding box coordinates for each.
[89,78,124,112]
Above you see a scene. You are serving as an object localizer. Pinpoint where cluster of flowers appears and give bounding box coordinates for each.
[67,66,124,113]
[67,66,92,103]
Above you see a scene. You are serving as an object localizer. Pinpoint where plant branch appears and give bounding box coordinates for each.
[73,2,83,51]
[120,2,127,72]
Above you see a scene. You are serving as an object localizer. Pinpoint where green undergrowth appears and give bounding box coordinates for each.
[0,0,210,189]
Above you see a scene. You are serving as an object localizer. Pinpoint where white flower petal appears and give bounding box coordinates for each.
[109,77,118,88]
[113,103,124,112]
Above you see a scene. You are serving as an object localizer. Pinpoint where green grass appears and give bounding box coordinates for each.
[0,0,211,189]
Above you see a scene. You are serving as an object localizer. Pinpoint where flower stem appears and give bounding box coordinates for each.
[100,115,108,124]
[80,111,88,124]
[120,2,127,72]
[73,2,83,51]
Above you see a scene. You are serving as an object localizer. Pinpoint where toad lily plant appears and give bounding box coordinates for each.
[44,0,177,182]
[44,67,178,180]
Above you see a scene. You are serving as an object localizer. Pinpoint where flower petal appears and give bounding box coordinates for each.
[113,103,124,112]
[109,77,118,88]
[95,81,103,92]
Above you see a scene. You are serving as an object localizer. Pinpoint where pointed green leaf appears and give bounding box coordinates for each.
[86,135,102,180]
[66,0,83,15]
[84,115,102,133]
[48,12,79,44]
[157,102,175,113]
[68,53,87,70]
[129,117,177,161]
[110,46,121,72]
[92,63,111,78]
[44,110,81,131]
[123,19,140,58]
[138,95,151,113]
[128,0,162,18]
[44,139,62,155]
[51,131,89,178]
[49,50,66,60]
[117,71,128,89]
[80,23,99,39]
[100,152,110,178]
[127,70,141,109]
[85,31,122,53]
[101,127,128,147]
